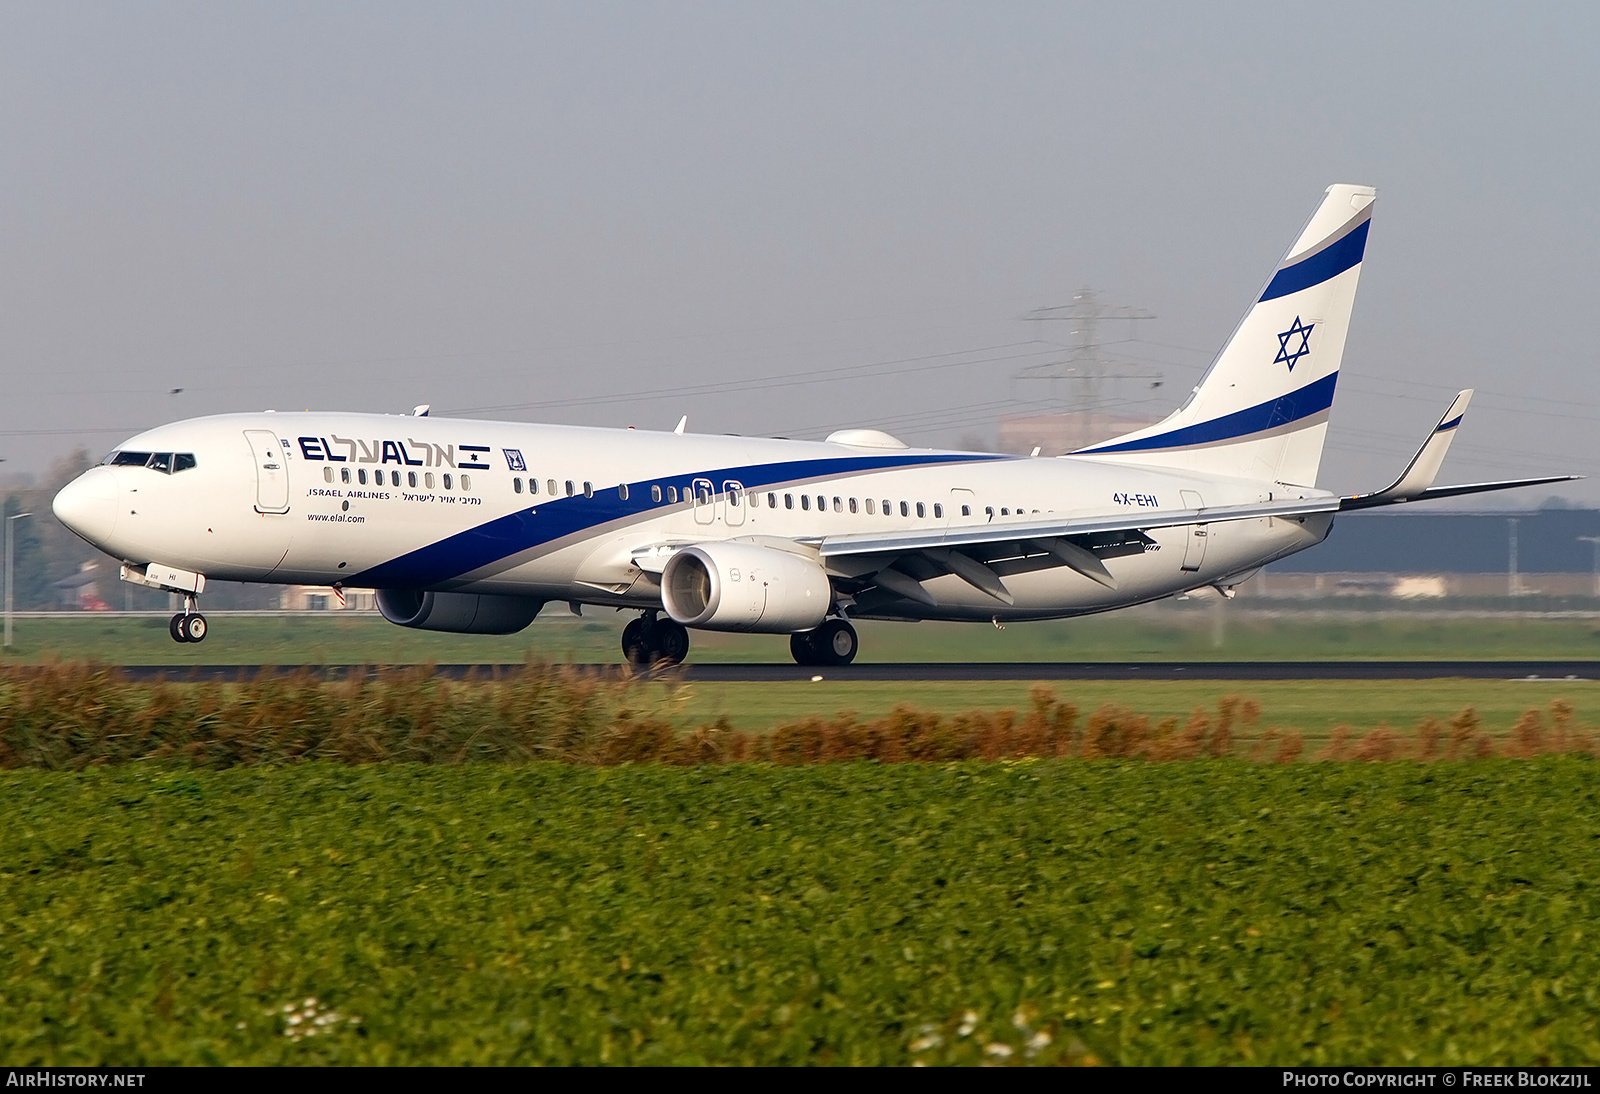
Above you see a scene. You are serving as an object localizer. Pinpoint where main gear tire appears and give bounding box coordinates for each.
[621,618,653,665]
[812,618,858,666]
[654,620,691,664]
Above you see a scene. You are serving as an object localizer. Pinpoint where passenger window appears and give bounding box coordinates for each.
[934,504,943,518]
[443,473,453,490]
[748,491,759,508]
[357,469,368,485]
[393,471,402,486]
[785,494,794,510]
[866,499,876,515]
[425,473,435,489]
[528,478,538,495]
[619,484,629,501]
[461,475,471,491]
[767,493,777,508]
[584,481,593,498]
[832,497,842,512]
[668,485,679,503]
[651,484,662,502]
[565,480,574,497]
[729,486,742,506]
[173,454,197,472]
[547,479,557,495]
[849,498,858,514]
[801,495,811,511]
[916,502,925,518]
[817,496,826,511]
[882,500,891,514]
[899,501,909,517]
[323,467,334,484]
[409,472,418,488]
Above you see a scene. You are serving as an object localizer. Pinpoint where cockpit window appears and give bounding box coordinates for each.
[108,451,196,474]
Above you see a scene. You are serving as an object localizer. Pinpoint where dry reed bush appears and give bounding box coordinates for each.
[1415,718,1443,761]
[1351,724,1405,762]
[3,666,1598,767]
[0,660,634,768]
[1275,730,1305,764]
[1318,725,1353,762]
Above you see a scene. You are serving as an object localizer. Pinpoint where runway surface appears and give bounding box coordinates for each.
[111,661,1600,682]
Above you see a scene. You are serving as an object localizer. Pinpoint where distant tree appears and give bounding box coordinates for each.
[2,450,105,609]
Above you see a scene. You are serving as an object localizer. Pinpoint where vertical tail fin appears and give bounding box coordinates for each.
[1076,184,1375,487]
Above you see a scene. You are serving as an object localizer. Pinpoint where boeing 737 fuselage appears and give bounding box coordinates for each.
[51,185,1575,664]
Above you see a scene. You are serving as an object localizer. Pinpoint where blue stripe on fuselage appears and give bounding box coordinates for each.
[1258,219,1369,302]
[1077,371,1338,455]
[349,451,1008,588]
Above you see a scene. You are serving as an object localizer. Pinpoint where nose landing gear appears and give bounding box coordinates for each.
[621,611,691,665]
[169,594,207,643]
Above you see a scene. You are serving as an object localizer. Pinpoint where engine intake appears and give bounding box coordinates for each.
[661,542,831,633]
[375,589,544,634]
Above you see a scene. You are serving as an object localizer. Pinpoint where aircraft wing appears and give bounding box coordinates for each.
[813,495,1340,601]
[1338,389,1580,511]
[817,496,1340,558]
[1340,475,1580,511]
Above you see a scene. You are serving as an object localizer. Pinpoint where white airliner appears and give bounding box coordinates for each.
[52,184,1574,664]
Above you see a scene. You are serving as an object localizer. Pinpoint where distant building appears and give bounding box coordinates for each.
[1271,507,1600,573]
[51,561,110,610]
[1250,506,1600,598]
[996,411,1153,456]
[279,586,375,611]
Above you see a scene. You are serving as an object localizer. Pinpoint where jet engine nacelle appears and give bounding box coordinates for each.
[375,589,544,634]
[661,542,831,633]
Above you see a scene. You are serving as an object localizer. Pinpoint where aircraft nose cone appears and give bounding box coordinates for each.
[53,467,119,547]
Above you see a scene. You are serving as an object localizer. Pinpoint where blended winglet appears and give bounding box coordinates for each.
[1341,389,1580,511]
[1348,389,1474,506]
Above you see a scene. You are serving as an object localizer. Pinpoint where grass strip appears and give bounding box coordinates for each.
[4,762,1597,1065]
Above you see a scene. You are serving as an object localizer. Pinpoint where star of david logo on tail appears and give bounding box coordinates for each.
[1274,316,1315,372]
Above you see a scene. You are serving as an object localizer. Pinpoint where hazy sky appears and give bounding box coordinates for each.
[2,2,1597,505]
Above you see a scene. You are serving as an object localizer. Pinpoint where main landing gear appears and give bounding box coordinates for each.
[622,612,691,666]
[790,618,858,667]
[169,596,207,644]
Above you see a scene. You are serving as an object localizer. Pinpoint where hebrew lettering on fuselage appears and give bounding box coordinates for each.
[298,436,472,469]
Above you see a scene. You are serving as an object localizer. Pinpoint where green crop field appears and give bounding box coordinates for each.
[4,607,1600,666]
[5,762,1598,1065]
